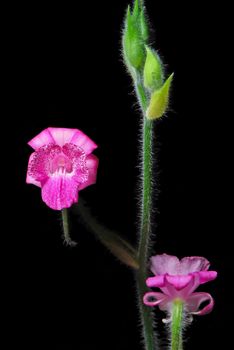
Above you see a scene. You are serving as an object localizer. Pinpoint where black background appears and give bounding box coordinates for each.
[7,0,232,348]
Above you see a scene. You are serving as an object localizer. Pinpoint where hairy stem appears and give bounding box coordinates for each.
[61,208,77,246]
[136,82,148,111]
[135,79,156,350]
[171,300,184,350]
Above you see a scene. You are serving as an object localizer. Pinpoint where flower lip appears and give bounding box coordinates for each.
[165,274,193,290]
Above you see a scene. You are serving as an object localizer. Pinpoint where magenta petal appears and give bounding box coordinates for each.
[198,271,217,284]
[187,292,214,315]
[48,127,79,147]
[146,275,166,288]
[150,254,180,275]
[180,256,210,274]
[79,154,99,190]
[26,144,61,184]
[28,129,55,150]
[26,153,41,187]
[143,292,167,307]
[41,175,79,210]
[178,273,201,298]
[70,130,97,155]
[165,274,193,290]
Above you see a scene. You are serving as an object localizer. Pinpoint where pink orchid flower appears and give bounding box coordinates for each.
[143,254,217,317]
[26,127,99,210]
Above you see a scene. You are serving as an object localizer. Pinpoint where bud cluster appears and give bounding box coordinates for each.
[122,0,173,119]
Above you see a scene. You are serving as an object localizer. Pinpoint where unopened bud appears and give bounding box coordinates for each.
[144,46,164,90]
[123,5,146,70]
[146,73,174,119]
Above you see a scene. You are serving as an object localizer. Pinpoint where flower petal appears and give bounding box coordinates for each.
[198,271,217,284]
[70,130,98,155]
[79,154,99,190]
[150,254,180,275]
[26,153,41,187]
[28,129,55,150]
[41,175,79,210]
[146,275,166,288]
[26,144,61,184]
[143,292,167,307]
[187,292,214,315]
[48,127,79,147]
[177,273,201,298]
[165,274,193,290]
[180,256,210,274]
[62,143,89,184]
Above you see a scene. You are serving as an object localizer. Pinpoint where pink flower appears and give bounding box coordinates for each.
[26,127,99,210]
[143,254,217,317]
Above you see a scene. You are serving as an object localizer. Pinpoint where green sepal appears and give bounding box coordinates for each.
[133,0,140,18]
[140,8,149,42]
[146,73,174,119]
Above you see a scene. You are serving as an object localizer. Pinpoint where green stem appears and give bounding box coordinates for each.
[136,81,148,111]
[61,208,77,246]
[135,79,156,350]
[171,300,184,350]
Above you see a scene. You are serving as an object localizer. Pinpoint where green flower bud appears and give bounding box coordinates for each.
[146,73,174,120]
[144,46,164,90]
[123,5,146,70]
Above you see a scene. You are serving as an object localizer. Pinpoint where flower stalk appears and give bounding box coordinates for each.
[171,299,184,350]
[136,81,156,350]
[62,208,77,246]
[122,0,174,347]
